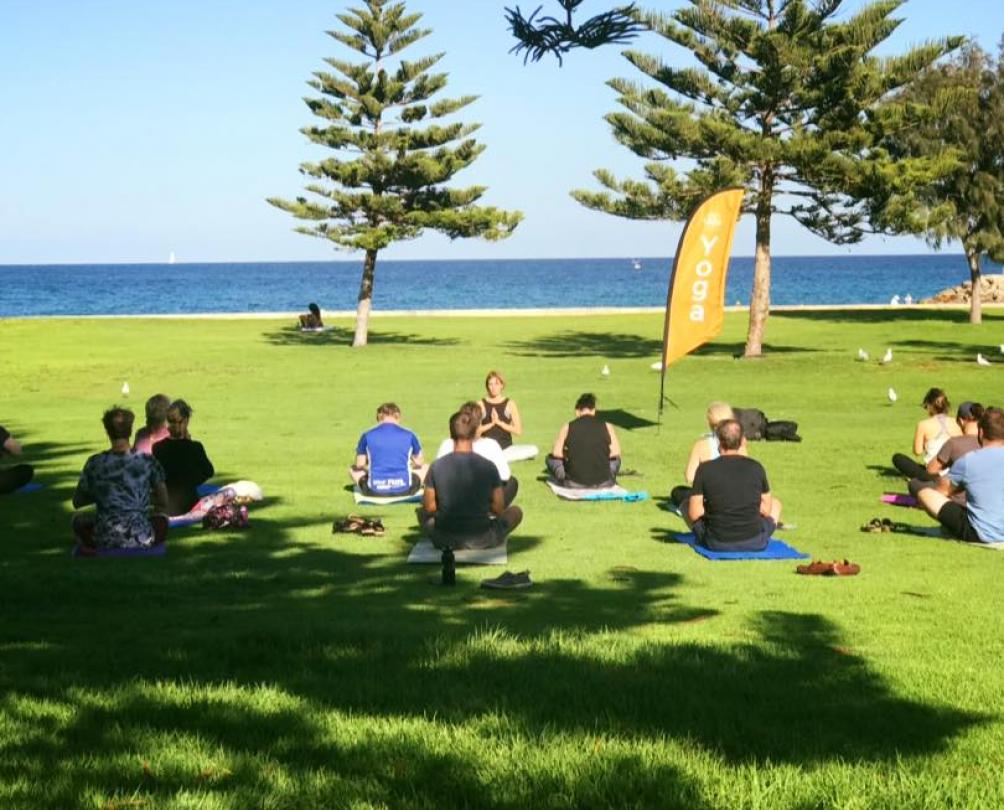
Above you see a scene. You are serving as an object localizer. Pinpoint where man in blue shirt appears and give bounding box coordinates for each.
[350,402,425,496]
[918,407,1004,543]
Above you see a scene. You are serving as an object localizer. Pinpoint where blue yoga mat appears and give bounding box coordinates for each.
[673,532,809,561]
[15,481,43,494]
[196,483,222,496]
[72,543,167,558]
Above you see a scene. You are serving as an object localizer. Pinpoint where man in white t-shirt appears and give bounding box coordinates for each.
[436,401,518,505]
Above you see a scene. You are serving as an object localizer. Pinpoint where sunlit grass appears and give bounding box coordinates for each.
[1,308,1003,808]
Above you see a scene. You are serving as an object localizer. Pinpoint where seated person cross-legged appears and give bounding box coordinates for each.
[670,401,743,509]
[299,302,324,330]
[152,399,215,516]
[907,401,983,500]
[350,402,426,497]
[546,392,621,488]
[419,410,523,550]
[0,423,35,495]
[685,419,783,552]
[71,407,169,550]
[437,400,518,506]
[132,393,171,455]
[917,407,1004,544]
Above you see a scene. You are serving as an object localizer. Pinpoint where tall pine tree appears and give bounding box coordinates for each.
[570,1,961,356]
[270,0,522,347]
[879,42,1004,324]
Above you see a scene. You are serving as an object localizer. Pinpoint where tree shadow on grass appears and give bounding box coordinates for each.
[503,330,815,359]
[0,502,984,805]
[773,309,983,326]
[261,325,458,348]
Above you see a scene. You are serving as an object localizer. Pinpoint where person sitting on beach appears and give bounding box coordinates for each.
[916,407,1004,543]
[546,393,621,488]
[892,388,962,480]
[478,370,523,451]
[419,409,523,550]
[71,407,168,549]
[299,302,324,330]
[350,402,425,496]
[669,401,746,510]
[132,393,171,455]
[152,399,215,516]
[437,401,518,506]
[906,401,983,498]
[685,419,783,552]
[0,424,35,496]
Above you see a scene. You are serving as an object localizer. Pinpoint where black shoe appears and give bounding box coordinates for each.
[481,570,532,590]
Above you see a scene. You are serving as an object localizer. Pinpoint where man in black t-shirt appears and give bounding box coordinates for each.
[418,410,523,549]
[0,424,35,495]
[686,419,783,551]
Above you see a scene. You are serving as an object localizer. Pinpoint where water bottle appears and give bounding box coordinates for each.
[441,547,456,585]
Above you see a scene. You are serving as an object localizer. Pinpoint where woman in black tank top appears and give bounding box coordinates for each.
[478,370,523,450]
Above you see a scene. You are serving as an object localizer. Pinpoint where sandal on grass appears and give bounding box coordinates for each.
[796,560,835,575]
[860,518,886,533]
[360,518,385,537]
[830,560,861,576]
[333,515,367,534]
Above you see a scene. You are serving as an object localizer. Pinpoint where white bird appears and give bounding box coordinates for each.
[977,353,992,366]
[121,381,130,397]
[601,364,611,377]
[880,348,893,365]
[857,348,869,361]
[650,361,665,371]
[904,294,913,305]
[888,387,898,403]
[890,295,900,305]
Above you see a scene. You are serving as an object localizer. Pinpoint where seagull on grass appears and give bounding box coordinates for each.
[880,348,893,365]
[121,381,130,397]
[857,348,869,361]
[650,361,665,371]
[888,387,898,403]
[977,353,992,366]
[601,364,610,377]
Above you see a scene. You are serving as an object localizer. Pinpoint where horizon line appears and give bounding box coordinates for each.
[0,252,973,268]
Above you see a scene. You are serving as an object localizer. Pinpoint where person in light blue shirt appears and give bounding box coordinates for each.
[350,402,425,496]
[918,407,1004,543]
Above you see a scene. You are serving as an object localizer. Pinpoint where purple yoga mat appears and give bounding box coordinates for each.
[72,544,167,558]
[882,493,918,507]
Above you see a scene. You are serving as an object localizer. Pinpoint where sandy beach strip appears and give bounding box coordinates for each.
[7,302,1002,320]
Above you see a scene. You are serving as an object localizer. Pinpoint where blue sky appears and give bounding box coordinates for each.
[1,0,1001,264]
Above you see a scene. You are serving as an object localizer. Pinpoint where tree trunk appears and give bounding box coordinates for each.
[966,246,982,325]
[353,249,378,347]
[744,192,772,358]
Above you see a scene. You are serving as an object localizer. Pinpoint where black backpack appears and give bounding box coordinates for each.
[733,408,768,441]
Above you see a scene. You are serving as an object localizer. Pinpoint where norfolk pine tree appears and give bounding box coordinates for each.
[570,1,961,357]
[269,0,522,347]
[879,42,1004,324]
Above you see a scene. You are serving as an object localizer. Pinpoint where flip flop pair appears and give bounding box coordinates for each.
[796,560,860,576]
[333,515,385,536]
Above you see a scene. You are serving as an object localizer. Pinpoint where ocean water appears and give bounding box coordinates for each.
[0,255,998,317]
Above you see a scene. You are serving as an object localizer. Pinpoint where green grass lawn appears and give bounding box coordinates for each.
[1,308,1003,809]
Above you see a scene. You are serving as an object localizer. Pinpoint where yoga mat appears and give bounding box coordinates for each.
[502,444,539,463]
[15,481,43,494]
[169,515,203,528]
[196,483,222,497]
[72,543,167,558]
[407,538,507,565]
[353,486,423,505]
[673,532,809,561]
[546,480,648,502]
[882,493,918,507]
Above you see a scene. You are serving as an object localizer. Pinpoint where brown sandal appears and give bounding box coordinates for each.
[797,560,835,576]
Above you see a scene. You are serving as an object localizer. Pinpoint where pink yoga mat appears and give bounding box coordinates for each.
[882,493,918,507]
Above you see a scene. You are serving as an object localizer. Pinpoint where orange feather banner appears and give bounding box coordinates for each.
[658,188,745,413]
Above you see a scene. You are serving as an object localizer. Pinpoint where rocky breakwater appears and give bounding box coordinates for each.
[923,275,1004,304]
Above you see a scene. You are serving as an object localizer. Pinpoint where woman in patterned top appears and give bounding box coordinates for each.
[72,407,169,550]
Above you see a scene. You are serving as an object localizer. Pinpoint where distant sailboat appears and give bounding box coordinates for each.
[168,251,176,265]
[631,258,642,270]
